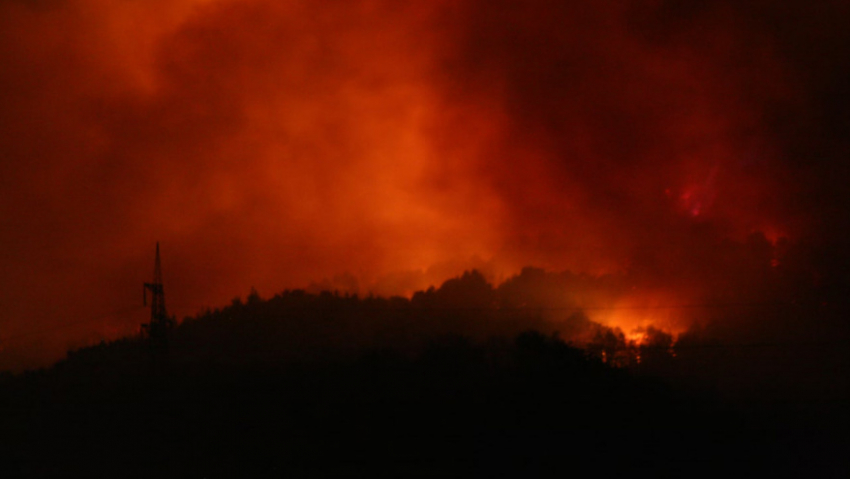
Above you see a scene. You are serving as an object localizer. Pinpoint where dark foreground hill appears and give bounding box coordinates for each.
[1,284,848,477]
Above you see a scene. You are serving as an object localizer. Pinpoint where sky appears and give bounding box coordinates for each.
[2,0,849,370]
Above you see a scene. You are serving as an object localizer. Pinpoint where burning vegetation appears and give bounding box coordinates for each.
[2,0,850,474]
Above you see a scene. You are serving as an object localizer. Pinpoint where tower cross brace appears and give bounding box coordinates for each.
[143,242,173,343]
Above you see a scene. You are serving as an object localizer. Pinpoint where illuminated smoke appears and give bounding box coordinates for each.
[1,0,848,369]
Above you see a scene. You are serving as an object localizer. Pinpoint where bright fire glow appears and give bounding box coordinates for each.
[591,294,687,339]
[626,330,648,345]
[0,0,827,371]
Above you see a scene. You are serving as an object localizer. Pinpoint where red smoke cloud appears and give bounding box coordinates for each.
[1,0,848,369]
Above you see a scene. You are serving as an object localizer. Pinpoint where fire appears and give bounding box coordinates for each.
[626,329,648,345]
[585,291,690,350]
[593,307,681,339]
[0,0,819,372]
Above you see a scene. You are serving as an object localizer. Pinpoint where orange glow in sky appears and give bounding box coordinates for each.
[1,0,845,370]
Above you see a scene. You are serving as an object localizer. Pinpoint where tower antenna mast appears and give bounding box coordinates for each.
[142,242,173,345]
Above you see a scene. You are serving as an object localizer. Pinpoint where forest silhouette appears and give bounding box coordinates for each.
[4,0,850,475]
[1,262,849,477]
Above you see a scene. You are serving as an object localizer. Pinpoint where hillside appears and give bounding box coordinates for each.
[1,273,848,477]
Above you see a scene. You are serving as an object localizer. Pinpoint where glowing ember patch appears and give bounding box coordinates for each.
[626,330,647,345]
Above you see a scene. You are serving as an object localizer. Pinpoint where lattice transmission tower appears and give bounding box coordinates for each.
[142,242,173,345]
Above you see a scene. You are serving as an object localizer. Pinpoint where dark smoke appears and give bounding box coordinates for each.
[1,0,849,370]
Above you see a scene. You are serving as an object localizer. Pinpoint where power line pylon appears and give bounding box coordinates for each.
[142,242,173,347]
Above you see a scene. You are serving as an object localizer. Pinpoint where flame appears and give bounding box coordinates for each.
[626,329,648,345]
[596,308,678,336]
[587,291,689,345]
[0,0,823,372]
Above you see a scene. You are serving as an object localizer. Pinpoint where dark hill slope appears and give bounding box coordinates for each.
[0,285,847,477]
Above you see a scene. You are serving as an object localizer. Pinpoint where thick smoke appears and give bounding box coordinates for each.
[0,0,848,369]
